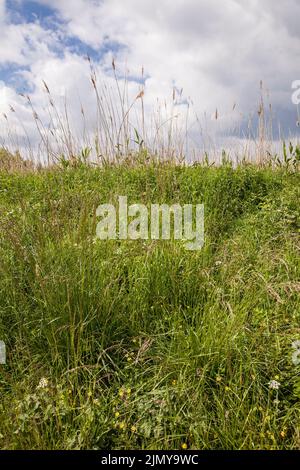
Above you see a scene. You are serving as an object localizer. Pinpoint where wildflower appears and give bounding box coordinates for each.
[280,430,286,439]
[225,386,230,392]
[292,340,300,350]
[268,380,281,390]
[292,341,300,365]
[115,411,120,418]
[119,390,124,398]
[172,379,177,386]
[292,350,300,366]
[181,443,188,450]
[215,261,222,267]
[216,376,222,383]
[131,425,137,433]
[127,388,132,395]
[87,391,93,398]
[37,377,49,390]
[119,421,126,430]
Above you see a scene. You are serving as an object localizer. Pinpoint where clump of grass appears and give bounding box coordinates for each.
[0,148,34,172]
[0,162,299,449]
[2,57,298,168]
[0,59,189,167]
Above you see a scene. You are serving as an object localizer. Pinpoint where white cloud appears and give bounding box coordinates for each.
[1,0,300,161]
[0,0,60,66]
[32,0,300,113]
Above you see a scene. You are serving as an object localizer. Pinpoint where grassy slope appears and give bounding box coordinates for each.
[0,163,299,450]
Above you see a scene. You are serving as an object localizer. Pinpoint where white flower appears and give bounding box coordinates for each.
[37,377,49,390]
[268,380,281,390]
[292,350,300,366]
[292,340,300,350]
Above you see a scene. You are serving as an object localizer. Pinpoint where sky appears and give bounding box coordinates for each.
[0,0,299,161]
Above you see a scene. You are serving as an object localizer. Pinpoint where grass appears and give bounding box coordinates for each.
[0,161,299,450]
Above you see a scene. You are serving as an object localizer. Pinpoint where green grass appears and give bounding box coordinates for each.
[0,162,299,450]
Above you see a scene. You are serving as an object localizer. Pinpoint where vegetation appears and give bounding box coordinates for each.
[0,160,299,450]
[0,148,34,173]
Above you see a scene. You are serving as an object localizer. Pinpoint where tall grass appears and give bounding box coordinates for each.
[0,58,299,450]
[1,59,298,168]
[0,162,299,449]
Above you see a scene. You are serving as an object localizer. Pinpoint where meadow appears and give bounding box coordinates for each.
[0,157,299,449]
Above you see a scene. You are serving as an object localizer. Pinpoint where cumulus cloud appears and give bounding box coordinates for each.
[0,0,299,161]
[0,1,59,66]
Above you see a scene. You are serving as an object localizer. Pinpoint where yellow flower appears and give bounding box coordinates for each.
[275,375,280,380]
[172,379,177,386]
[225,386,230,392]
[181,443,188,450]
[115,411,120,418]
[216,376,222,383]
[131,425,137,433]
[87,391,93,398]
[119,389,124,398]
[119,421,126,430]
[127,388,132,395]
[280,430,286,438]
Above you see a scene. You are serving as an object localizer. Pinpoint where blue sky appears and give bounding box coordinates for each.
[7,0,55,24]
[0,0,299,159]
[2,1,123,77]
